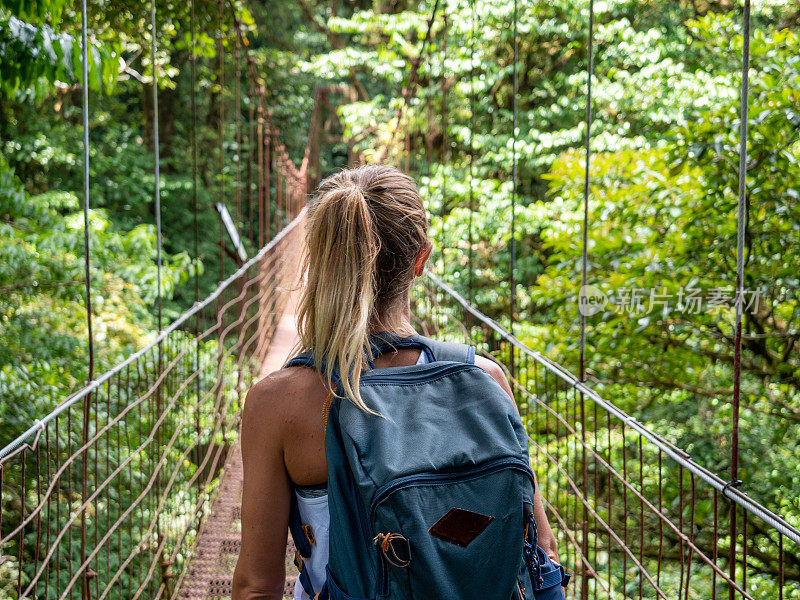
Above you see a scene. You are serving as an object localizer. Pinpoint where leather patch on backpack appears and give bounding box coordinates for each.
[428,508,494,547]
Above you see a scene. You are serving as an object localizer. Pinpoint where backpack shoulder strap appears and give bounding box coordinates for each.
[285,349,327,599]
[369,333,475,364]
[287,338,476,371]
[288,491,318,598]
[415,335,476,364]
[285,349,315,369]
[286,351,344,394]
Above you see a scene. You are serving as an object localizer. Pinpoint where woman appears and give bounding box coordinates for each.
[232,165,560,600]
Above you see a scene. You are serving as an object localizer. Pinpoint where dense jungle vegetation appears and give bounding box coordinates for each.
[1,0,799,596]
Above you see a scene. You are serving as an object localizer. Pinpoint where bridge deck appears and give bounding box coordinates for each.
[176,291,302,600]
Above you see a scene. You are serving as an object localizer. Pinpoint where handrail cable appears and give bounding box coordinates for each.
[424,270,800,547]
[78,1,93,597]
[0,210,307,462]
[730,0,752,595]
[235,29,243,225]
[79,0,93,384]
[149,0,166,586]
[578,3,595,597]
[218,0,226,285]
[509,0,518,335]
[467,0,476,303]
[151,0,163,335]
[439,7,448,275]
[4,3,799,597]
[190,0,201,437]
[578,0,594,383]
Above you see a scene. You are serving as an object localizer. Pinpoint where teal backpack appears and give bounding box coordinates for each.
[286,333,569,600]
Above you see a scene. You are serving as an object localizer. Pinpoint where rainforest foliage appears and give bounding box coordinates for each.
[291,0,800,529]
[1,0,799,592]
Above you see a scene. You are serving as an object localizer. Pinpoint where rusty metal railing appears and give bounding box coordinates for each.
[0,0,332,595]
[0,209,305,600]
[415,272,800,600]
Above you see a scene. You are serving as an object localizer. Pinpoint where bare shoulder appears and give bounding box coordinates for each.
[474,353,505,377]
[473,354,514,398]
[474,354,507,382]
[242,365,325,437]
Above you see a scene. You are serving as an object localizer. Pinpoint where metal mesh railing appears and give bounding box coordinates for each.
[0,210,305,600]
[0,0,326,594]
[3,1,796,597]
[414,272,800,600]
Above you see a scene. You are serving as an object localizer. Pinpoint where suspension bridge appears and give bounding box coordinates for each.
[1,0,799,599]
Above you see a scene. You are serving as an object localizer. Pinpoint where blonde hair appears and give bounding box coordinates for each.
[296,164,429,411]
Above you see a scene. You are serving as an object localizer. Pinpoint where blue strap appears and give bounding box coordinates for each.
[368,333,475,366]
[367,332,436,366]
[315,581,329,600]
[523,502,570,592]
[560,567,571,588]
[284,334,476,390]
[535,559,569,590]
[298,568,315,598]
[285,350,342,389]
[288,492,313,558]
[289,490,318,597]
[423,336,476,364]
[285,350,315,369]
[289,486,318,598]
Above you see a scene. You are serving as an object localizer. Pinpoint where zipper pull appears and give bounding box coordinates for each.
[373,532,411,568]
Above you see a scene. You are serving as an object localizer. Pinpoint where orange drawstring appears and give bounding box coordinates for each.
[373,532,410,568]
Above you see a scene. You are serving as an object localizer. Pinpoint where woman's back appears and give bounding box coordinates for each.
[234,346,558,599]
[266,347,431,491]
[232,165,560,600]
[288,349,432,599]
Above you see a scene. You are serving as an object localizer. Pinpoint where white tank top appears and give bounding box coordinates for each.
[292,350,430,600]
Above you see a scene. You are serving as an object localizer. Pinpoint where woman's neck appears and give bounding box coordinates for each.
[368,299,414,335]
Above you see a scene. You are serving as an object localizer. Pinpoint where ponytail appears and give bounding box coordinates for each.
[295,165,428,412]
